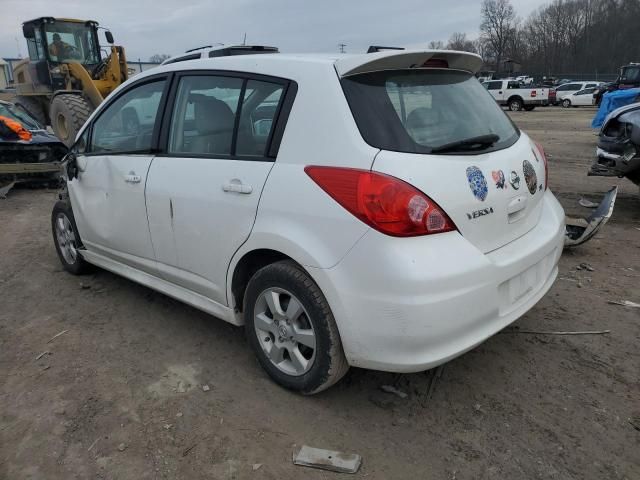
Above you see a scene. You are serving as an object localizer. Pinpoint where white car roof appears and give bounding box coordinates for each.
[144,49,483,82]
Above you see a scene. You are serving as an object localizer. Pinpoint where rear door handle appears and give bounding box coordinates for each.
[223,181,252,194]
[125,173,141,184]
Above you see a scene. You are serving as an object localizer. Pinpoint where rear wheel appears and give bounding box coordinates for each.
[50,94,93,147]
[14,95,47,126]
[562,99,572,108]
[51,201,90,275]
[244,260,349,394]
[508,97,523,111]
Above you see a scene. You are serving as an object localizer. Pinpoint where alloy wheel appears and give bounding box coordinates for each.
[55,213,78,264]
[253,287,316,376]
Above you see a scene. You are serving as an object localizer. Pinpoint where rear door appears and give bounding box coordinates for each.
[574,88,595,106]
[145,72,292,305]
[341,67,547,253]
[486,80,505,102]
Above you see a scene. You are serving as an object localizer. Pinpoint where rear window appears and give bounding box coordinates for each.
[341,69,519,154]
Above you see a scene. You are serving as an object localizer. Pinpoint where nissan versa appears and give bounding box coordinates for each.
[52,49,565,394]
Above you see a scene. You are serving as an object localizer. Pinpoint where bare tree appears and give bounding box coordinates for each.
[446,32,477,53]
[149,54,171,63]
[480,0,516,71]
[428,40,445,49]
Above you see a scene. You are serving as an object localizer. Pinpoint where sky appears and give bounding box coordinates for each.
[0,0,547,61]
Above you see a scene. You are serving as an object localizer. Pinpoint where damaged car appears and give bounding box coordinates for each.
[590,102,640,189]
[0,100,67,195]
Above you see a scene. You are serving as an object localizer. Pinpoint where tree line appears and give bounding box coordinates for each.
[434,0,640,77]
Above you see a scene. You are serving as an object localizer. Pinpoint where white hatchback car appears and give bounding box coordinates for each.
[53,49,566,394]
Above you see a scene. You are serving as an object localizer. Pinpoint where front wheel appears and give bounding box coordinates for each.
[50,94,93,147]
[244,260,349,394]
[508,98,523,111]
[52,201,90,275]
[562,99,572,108]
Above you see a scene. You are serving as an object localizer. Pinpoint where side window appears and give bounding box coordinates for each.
[487,81,502,90]
[91,80,166,154]
[168,75,243,155]
[585,83,597,89]
[27,29,47,61]
[236,80,284,157]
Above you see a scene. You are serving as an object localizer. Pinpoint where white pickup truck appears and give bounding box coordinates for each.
[483,79,549,111]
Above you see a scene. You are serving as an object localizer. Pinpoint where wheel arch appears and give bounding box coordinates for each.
[507,95,524,105]
[230,249,292,318]
[227,243,337,326]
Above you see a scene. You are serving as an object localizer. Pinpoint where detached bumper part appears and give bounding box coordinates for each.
[565,186,618,247]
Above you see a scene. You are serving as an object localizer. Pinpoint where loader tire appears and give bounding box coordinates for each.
[50,94,93,147]
[15,95,47,126]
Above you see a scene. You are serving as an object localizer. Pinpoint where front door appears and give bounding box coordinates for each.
[145,73,288,305]
[69,78,168,274]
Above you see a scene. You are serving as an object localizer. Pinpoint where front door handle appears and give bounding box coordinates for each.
[223,180,252,194]
[125,172,141,184]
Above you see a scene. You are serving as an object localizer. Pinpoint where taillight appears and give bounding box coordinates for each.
[304,166,457,237]
[533,142,549,190]
[531,90,537,97]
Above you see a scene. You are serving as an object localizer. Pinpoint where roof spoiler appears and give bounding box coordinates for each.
[366,46,405,53]
[335,49,483,77]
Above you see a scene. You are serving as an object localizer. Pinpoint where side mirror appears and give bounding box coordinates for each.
[22,24,35,39]
[105,31,114,44]
[64,152,79,181]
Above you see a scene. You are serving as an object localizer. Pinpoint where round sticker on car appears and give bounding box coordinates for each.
[510,171,521,190]
[523,160,538,195]
[466,166,488,201]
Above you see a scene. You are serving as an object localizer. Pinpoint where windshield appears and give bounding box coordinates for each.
[0,103,42,130]
[342,69,519,154]
[44,21,100,64]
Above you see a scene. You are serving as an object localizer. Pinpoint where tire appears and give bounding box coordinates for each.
[508,97,523,111]
[51,201,90,275]
[562,99,571,108]
[524,105,536,111]
[50,94,93,147]
[15,95,47,126]
[244,260,349,394]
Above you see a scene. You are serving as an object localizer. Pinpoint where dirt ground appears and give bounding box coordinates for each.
[1,107,639,480]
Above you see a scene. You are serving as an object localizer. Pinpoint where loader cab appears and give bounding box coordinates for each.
[22,17,102,67]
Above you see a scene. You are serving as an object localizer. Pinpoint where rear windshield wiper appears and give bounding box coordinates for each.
[430,134,500,154]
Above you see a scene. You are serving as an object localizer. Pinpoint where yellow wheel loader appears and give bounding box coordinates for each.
[13,17,128,146]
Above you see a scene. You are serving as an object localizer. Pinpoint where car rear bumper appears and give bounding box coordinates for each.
[309,191,565,372]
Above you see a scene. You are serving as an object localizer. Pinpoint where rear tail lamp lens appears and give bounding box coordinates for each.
[304,166,457,237]
[533,142,549,190]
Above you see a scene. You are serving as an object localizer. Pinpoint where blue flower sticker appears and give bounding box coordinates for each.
[466,166,488,201]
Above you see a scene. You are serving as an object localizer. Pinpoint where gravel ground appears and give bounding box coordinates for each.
[1,107,639,479]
